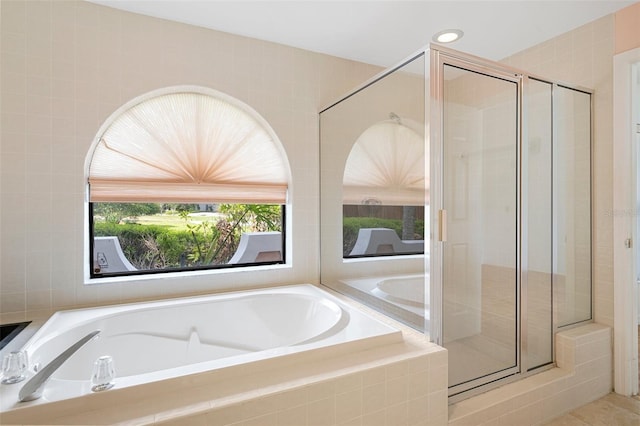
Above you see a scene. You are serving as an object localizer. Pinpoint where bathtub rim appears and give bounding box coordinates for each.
[0,283,403,413]
[23,290,348,363]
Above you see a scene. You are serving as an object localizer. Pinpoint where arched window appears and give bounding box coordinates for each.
[342,115,426,258]
[86,86,290,277]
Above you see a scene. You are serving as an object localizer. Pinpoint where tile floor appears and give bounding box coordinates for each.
[542,393,640,425]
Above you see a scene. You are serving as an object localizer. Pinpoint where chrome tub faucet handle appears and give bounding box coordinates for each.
[18,330,101,402]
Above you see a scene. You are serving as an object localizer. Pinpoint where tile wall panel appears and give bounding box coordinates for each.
[0,0,381,319]
[501,15,616,327]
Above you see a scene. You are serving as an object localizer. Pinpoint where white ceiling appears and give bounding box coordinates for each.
[87,0,634,67]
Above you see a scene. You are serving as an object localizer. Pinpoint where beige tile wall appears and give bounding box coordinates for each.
[501,15,616,328]
[0,3,627,423]
[448,323,612,425]
[0,1,622,330]
[0,0,381,321]
[153,353,447,426]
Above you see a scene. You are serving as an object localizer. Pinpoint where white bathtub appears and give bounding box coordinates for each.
[0,284,400,412]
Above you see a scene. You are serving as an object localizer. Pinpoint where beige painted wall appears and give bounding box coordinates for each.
[615,1,640,54]
[0,0,380,322]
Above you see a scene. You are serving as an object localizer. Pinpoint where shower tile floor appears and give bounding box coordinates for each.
[542,393,640,425]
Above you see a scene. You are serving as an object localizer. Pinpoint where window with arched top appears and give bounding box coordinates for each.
[86,86,290,278]
[342,115,426,258]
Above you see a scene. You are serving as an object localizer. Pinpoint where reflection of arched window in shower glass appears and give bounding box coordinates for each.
[319,52,427,333]
[342,115,426,258]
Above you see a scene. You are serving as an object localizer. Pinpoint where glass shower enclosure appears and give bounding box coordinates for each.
[319,45,592,401]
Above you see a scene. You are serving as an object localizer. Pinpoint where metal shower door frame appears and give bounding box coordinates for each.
[430,44,593,401]
[430,45,524,400]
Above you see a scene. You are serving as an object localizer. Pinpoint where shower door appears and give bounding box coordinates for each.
[433,55,521,398]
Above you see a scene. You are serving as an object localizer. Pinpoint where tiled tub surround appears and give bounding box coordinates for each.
[0,284,402,410]
[0,285,448,425]
[1,339,447,426]
[448,324,612,426]
[2,304,610,425]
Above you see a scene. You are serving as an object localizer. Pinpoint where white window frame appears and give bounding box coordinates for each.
[83,86,292,284]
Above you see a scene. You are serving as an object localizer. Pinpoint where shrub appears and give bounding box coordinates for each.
[94,222,190,269]
[93,204,283,272]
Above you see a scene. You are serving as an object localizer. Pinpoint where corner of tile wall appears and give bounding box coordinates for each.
[448,323,612,426]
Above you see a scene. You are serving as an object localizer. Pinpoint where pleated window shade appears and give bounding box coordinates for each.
[88,91,289,204]
[343,120,427,205]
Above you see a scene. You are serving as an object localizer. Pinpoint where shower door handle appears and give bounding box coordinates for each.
[438,209,447,242]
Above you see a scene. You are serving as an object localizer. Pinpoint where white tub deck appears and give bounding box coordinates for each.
[0,284,401,414]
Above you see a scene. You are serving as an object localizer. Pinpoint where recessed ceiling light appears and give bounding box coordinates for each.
[433,29,463,43]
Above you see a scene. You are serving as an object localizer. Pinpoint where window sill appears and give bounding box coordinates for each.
[84,263,291,286]
[342,253,426,264]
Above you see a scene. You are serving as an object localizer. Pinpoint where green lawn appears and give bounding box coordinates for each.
[132,212,223,230]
